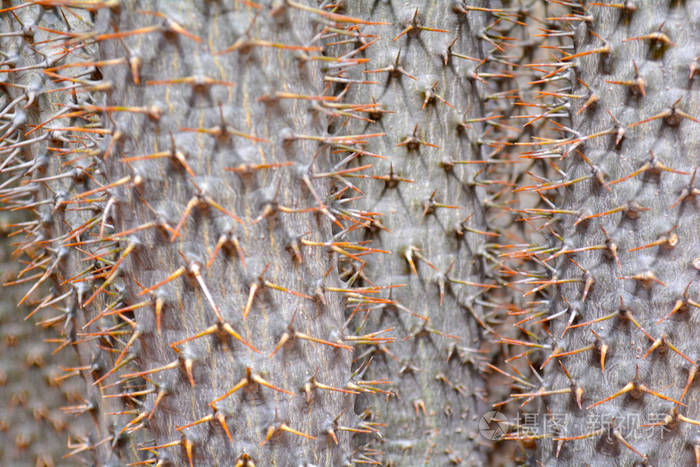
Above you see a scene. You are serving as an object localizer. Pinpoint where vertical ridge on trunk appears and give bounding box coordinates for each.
[497,2,700,465]
[325,2,522,464]
[2,1,362,465]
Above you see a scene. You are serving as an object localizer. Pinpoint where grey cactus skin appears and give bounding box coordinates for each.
[2,0,699,466]
[331,1,512,465]
[1,6,92,467]
[0,213,92,467]
[89,2,357,465]
[507,1,700,466]
[0,0,511,464]
[4,1,355,465]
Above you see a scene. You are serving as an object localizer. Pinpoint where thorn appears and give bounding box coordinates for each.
[170,323,259,354]
[183,438,194,467]
[680,365,697,401]
[242,269,265,320]
[586,370,685,410]
[363,50,416,81]
[623,30,675,47]
[260,423,316,447]
[210,367,292,408]
[600,227,622,271]
[148,387,168,420]
[617,270,666,288]
[179,357,194,387]
[586,382,634,409]
[575,201,649,226]
[554,428,605,442]
[628,225,678,253]
[657,282,698,323]
[613,427,646,459]
[605,61,645,97]
[138,266,186,296]
[121,360,179,380]
[185,259,224,322]
[591,330,608,373]
[155,297,164,334]
[670,167,699,209]
[540,344,595,370]
[287,0,390,25]
[84,241,137,307]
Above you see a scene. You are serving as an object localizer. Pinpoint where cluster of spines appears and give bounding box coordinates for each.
[0,212,94,466]
[490,0,699,465]
[1,0,526,464]
[2,0,699,466]
[320,2,544,464]
[1,1,395,465]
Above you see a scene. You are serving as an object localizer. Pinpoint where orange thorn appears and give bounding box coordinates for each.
[268,332,291,358]
[138,266,185,296]
[215,411,233,442]
[250,372,293,396]
[148,388,168,420]
[155,297,164,334]
[295,332,352,351]
[327,428,338,445]
[184,358,195,387]
[680,366,697,401]
[222,322,260,353]
[586,382,634,409]
[280,423,316,440]
[183,438,194,467]
[243,281,259,320]
[177,414,213,432]
[210,377,248,408]
[639,384,685,407]
[121,360,179,380]
[170,197,199,242]
[170,325,217,351]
